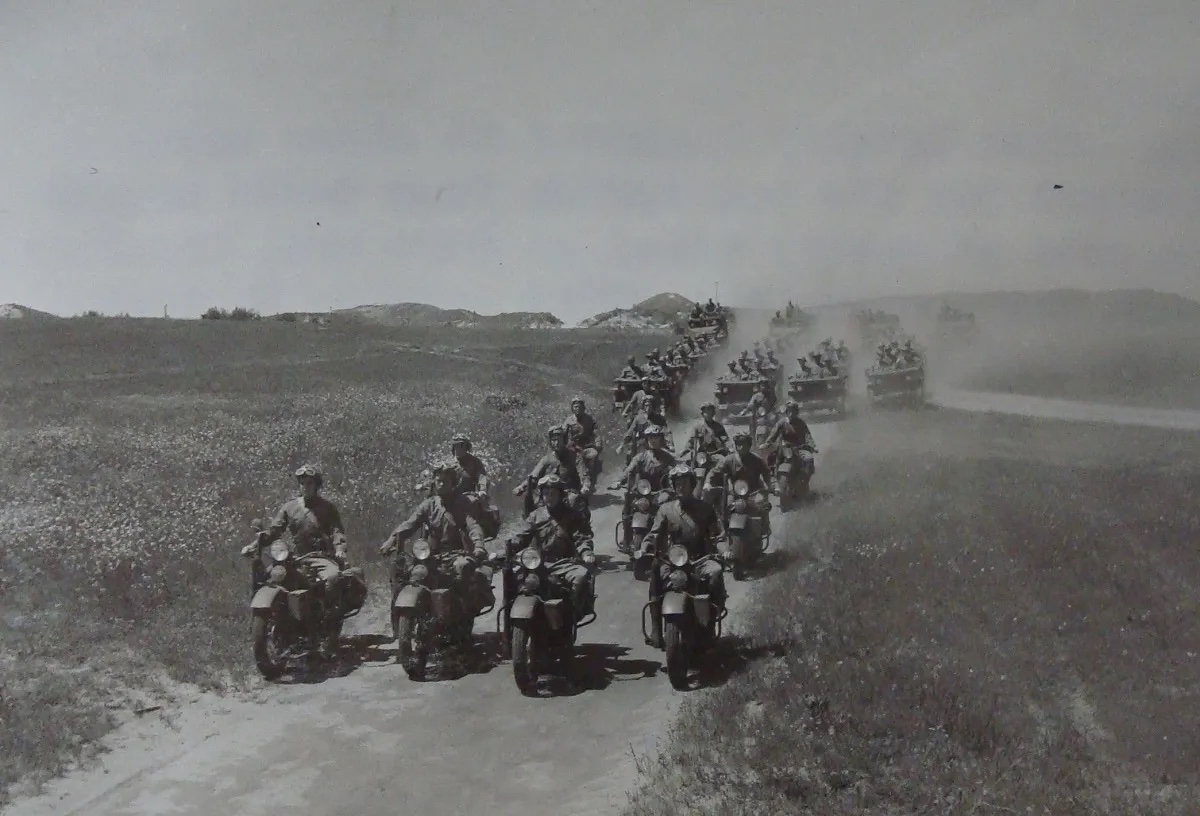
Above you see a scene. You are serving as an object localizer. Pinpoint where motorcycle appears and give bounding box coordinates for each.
[391,540,497,681]
[686,444,727,501]
[642,543,729,690]
[712,478,771,581]
[246,525,367,681]
[775,443,816,512]
[497,546,597,695]
[610,475,671,580]
[515,473,592,521]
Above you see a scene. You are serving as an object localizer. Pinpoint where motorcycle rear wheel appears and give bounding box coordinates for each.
[663,619,689,690]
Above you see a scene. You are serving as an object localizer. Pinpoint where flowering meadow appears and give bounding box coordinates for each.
[0,318,661,798]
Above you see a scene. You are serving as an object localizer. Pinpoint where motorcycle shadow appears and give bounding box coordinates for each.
[590,553,625,575]
[691,633,795,689]
[267,634,395,684]
[536,642,663,698]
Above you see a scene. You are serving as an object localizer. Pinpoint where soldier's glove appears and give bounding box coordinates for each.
[580,551,597,567]
[378,538,397,557]
[512,484,525,497]
[240,542,259,558]
[580,485,593,497]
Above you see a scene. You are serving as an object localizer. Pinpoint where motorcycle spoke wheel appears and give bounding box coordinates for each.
[663,619,689,690]
[394,613,427,680]
[511,626,538,696]
[252,615,287,681]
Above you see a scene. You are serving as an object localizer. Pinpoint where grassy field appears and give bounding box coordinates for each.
[627,410,1200,815]
[0,318,670,802]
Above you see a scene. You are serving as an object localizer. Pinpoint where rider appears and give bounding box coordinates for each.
[379,463,493,613]
[737,380,775,439]
[622,394,673,458]
[723,361,743,380]
[564,396,603,483]
[796,357,813,378]
[611,424,679,547]
[516,425,594,517]
[622,374,657,419]
[508,473,597,617]
[762,401,817,474]
[450,433,500,538]
[641,464,731,648]
[705,432,776,531]
[242,464,352,658]
[686,401,730,457]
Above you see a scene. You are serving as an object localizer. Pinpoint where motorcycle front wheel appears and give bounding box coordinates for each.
[511,624,538,696]
[394,612,428,680]
[663,618,689,690]
[251,613,287,681]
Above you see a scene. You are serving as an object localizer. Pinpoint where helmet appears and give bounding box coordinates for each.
[451,433,472,450]
[570,396,586,407]
[643,424,665,438]
[700,400,716,411]
[294,464,323,488]
[627,355,636,365]
[785,400,800,413]
[537,473,566,491]
[733,431,752,445]
[668,463,696,483]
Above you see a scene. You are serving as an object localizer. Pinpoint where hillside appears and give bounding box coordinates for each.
[333,302,562,329]
[578,292,696,330]
[0,303,58,320]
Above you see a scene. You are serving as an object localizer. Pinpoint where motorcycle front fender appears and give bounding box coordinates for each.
[250,584,285,613]
[660,590,691,618]
[509,593,541,621]
[692,594,713,627]
[394,584,430,614]
[777,463,793,474]
[727,513,750,531]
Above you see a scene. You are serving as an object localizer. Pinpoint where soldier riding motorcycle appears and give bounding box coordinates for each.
[762,401,818,510]
[704,433,775,581]
[683,401,730,499]
[450,433,501,539]
[564,396,604,486]
[642,464,732,689]
[514,424,594,521]
[379,464,497,679]
[609,424,677,577]
[500,474,598,694]
[240,465,367,679]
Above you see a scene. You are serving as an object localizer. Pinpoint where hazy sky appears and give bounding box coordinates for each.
[2,1,1198,323]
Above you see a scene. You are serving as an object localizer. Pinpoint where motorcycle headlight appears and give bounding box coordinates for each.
[411,540,432,561]
[694,452,708,466]
[269,542,290,563]
[733,480,751,497]
[781,447,794,460]
[519,548,543,570]
[635,479,653,497]
[667,545,690,568]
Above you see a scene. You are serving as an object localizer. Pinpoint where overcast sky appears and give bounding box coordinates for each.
[2,1,1197,323]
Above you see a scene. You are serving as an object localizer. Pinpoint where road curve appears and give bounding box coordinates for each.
[928,386,1200,431]
[6,423,842,816]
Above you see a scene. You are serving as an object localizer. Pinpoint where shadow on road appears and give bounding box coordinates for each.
[533,642,663,698]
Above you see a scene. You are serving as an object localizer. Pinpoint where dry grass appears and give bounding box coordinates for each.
[0,318,666,803]
[627,410,1200,815]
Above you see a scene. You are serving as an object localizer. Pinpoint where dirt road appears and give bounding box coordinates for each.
[929,386,1200,431]
[6,422,842,816]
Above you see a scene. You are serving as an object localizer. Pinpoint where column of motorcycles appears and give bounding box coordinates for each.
[240,331,817,694]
